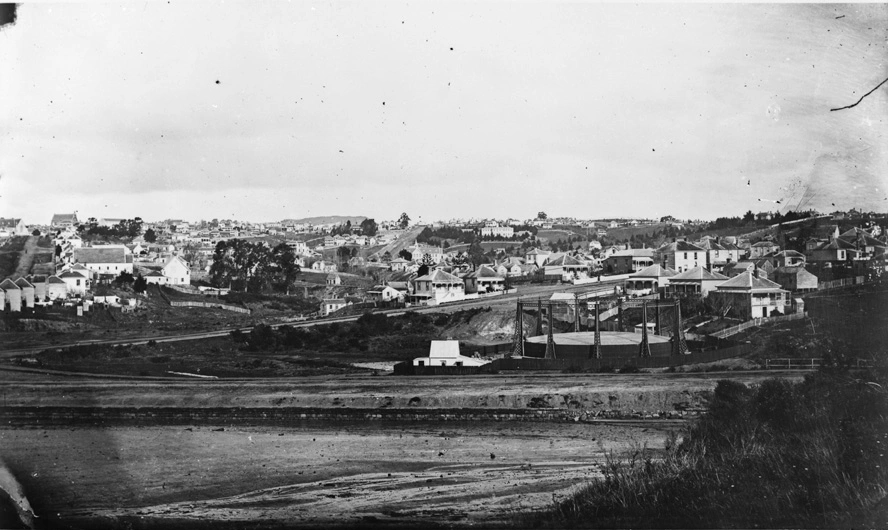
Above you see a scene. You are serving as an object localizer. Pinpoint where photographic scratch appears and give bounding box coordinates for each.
[830,76,888,111]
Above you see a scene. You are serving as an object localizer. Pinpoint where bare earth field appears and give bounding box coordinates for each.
[1,422,675,529]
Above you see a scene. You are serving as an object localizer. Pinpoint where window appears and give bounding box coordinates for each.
[418,361,424,366]
[683,252,687,259]
[455,361,463,367]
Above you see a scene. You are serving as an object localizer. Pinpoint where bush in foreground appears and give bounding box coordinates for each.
[537,366,888,528]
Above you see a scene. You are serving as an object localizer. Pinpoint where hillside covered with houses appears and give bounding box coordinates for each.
[0,210,885,323]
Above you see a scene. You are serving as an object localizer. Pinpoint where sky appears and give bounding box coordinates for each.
[0,2,886,224]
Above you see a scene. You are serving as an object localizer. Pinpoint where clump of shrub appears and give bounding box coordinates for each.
[538,366,888,528]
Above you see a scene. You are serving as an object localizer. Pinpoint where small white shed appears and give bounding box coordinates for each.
[413,340,489,367]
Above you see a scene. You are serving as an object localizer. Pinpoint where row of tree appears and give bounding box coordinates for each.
[209,239,301,292]
[76,218,143,239]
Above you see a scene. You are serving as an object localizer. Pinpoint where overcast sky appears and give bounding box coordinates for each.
[1,2,886,224]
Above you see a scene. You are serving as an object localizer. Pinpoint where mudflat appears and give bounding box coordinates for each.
[1,422,676,528]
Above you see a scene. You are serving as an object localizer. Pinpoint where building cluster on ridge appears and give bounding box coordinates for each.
[0,210,885,321]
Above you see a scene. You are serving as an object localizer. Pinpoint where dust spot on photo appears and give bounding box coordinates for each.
[0,4,16,30]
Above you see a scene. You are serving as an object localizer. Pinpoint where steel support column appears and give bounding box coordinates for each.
[511,300,523,358]
[535,299,543,336]
[573,293,581,333]
[639,301,652,357]
[593,301,602,359]
[545,302,556,359]
[617,299,624,332]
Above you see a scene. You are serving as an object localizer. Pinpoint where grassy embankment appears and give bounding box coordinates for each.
[0,236,27,278]
[18,309,496,376]
[533,366,888,528]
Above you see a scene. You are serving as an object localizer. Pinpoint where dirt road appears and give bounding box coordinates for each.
[12,236,39,277]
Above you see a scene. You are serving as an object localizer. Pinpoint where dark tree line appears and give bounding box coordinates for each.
[76,218,143,239]
[209,239,301,292]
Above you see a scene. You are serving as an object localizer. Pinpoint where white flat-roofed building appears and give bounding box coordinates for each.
[413,340,489,367]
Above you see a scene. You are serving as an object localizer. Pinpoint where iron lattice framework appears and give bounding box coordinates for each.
[511,299,523,358]
[638,301,652,357]
[672,299,689,355]
[592,301,602,359]
[545,302,556,359]
[511,293,688,360]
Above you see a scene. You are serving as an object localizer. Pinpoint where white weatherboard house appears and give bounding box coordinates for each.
[161,256,191,284]
[413,340,489,367]
[72,247,134,278]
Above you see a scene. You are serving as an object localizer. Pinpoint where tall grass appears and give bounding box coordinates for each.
[535,366,888,528]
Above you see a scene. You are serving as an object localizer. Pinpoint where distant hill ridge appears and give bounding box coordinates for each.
[280,216,367,226]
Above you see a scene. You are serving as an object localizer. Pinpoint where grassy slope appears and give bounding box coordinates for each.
[536,370,888,528]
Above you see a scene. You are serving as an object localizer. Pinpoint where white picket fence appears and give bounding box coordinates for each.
[169,300,251,314]
[710,311,807,339]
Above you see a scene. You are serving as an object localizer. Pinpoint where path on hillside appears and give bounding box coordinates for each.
[11,236,39,277]
[367,225,426,259]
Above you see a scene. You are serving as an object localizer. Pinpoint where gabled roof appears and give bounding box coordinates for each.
[144,271,165,277]
[14,278,34,288]
[657,241,705,253]
[630,264,678,278]
[774,265,816,277]
[414,269,464,284]
[323,298,347,304]
[59,270,88,279]
[464,265,503,279]
[726,261,756,273]
[74,247,128,264]
[547,254,586,266]
[0,278,20,290]
[46,275,66,284]
[0,218,21,228]
[670,266,729,282]
[716,271,785,291]
[612,248,655,258]
[695,239,730,251]
[51,213,78,224]
[752,240,780,248]
[816,238,857,250]
[774,250,805,258]
[163,255,190,270]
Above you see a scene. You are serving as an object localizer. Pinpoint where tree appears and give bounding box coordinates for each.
[55,244,62,258]
[31,229,41,236]
[381,251,392,263]
[115,270,135,287]
[742,210,755,225]
[144,228,157,243]
[537,211,548,220]
[398,212,411,229]
[133,274,147,294]
[360,218,378,237]
[417,263,430,277]
[467,240,485,267]
[398,249,412,261]
[268,243,301,291]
